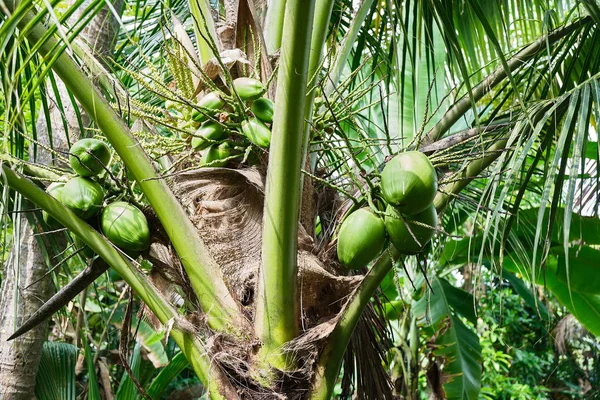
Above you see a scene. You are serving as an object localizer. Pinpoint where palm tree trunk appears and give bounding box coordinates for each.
[82,0,122,66]
[0,218,53,399]
[0,3,120,398]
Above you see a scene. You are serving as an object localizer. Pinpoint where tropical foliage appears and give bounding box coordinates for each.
[1,0,600,399]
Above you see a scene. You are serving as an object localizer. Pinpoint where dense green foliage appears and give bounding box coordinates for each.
[477,273,599,399]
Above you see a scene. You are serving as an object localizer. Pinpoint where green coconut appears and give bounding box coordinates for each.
[42,182,65,229]
[380,151,437,215]
[191,121,227,150]
[251,97,274,123]
[384,204,437,255]
[200,142,231,167]
[101,202,150,252]
[61,177,104,220]
[337,208,386,270]
[69,138,111,177]
[241,118,271,148]
[232,77,265,100]
[192,92,225,122]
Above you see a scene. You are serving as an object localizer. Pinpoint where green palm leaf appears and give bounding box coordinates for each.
[146,352,191,399]
[413,276,482,400]
[34,342,78,400]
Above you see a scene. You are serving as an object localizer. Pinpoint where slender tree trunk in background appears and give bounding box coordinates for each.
[0,216,53,399]
[463,263,474,293]
[0,2,120,397]
[82,0,121,65]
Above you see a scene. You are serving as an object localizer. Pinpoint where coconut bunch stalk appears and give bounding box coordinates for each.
[117,18,280,172]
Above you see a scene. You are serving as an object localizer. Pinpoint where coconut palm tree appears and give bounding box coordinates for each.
[1,0,600,399]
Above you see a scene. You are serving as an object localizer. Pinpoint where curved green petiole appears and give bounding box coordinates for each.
[0,163,238,399]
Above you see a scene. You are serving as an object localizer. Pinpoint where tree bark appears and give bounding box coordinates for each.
[0,2,120,398]
[0,216,53,399]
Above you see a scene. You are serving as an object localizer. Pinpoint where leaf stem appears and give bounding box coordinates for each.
[303,0,335,159]
[421,17,590,146]
[433,139,508,211]
[254,0,316,370]
[324,0,376,96]
[263,0,287,54]
[188,0,218,64]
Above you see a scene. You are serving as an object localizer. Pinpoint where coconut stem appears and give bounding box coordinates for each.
[255,0,316,370]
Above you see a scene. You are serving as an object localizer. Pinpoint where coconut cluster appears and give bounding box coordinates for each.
[337,151,438,270]
[166,77,274,167]
[43,138,150,258]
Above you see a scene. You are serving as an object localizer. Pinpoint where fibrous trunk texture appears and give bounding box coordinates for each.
[0,2,120,397]
[0,217,53,399]
[142,167,391,398]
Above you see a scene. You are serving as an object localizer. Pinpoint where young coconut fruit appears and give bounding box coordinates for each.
[241,117,271,148]
[384,203,437,255]
[61,177,104,220]
[69,138,111,177]
[337,208,386,270]
[192,92,225,122]
[251,97,274,123]
[232,77,265,100]
[101,202,150,253]
[380,151,437,215]
[42,182,65,229]
[200,142,231,167]
[191,121,227,150]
